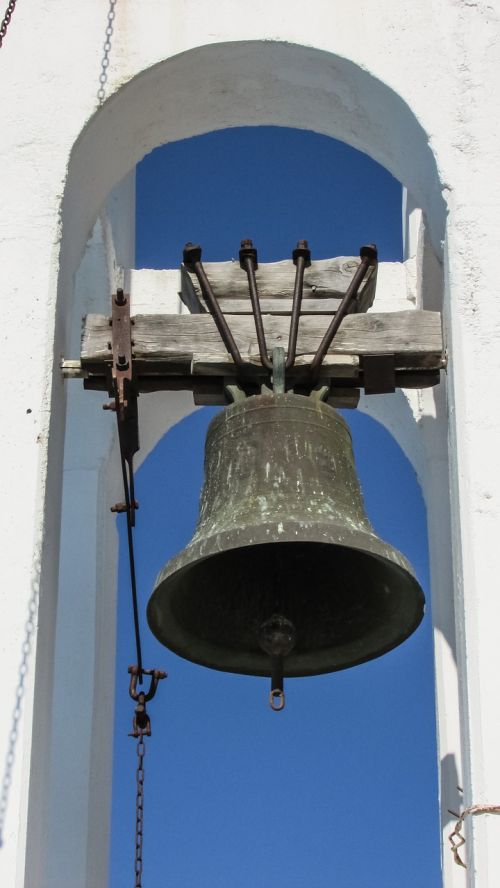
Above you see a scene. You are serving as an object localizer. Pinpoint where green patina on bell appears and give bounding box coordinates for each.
[147,393,424,681]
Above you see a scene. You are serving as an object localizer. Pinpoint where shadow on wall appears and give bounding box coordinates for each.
[441,753,464,829]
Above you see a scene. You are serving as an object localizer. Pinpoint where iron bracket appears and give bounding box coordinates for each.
[108,290,134,418]
[106,289,140,519]
[106,289,139,457]
[183,240,379,397]
[362,354,396,395]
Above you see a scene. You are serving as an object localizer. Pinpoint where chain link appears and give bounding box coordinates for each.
[0,0,18,48]
[135,731,146,887]
[0,562,40,847]
[97,0,117,105]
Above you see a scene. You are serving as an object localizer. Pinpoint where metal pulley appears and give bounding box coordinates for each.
[147,392,425,707]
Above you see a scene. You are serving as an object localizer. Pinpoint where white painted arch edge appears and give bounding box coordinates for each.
[59,39,447,285]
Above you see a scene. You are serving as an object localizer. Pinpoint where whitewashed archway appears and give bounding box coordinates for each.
[42,41,455,888]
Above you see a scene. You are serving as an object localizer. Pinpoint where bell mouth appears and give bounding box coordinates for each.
[147,534,425,678]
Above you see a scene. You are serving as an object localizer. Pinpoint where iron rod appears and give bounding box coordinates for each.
[191,260,245,369]
[119,451,144,684]
[241,250,273,371]
[286,254,306,369]
[309,247,376,378]
[114,399,143,683]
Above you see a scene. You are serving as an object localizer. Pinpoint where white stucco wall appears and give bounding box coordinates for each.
[1,1,500,885]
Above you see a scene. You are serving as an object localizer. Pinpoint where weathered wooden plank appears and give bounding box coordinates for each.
[181,256,376,314]
[190,353,360,378]
[81,368,440,396]
[188,297,344,315]
[191,387,361,409]
[81,310,444,373]
[327,389,360,409]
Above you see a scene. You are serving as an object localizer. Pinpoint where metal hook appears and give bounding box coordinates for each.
[268,655,287,711]
[129,697,152,738]
[269,688,286,711]
[128,665,167,703]
[128,666,166,738]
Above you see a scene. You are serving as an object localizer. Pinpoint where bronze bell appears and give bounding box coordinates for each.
[147,393,424,701]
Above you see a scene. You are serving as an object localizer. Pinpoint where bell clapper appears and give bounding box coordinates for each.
[258,614,297,712]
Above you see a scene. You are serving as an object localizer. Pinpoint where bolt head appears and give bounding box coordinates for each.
[360,244,378,264]
[183,243,202,265]
[239,239,258,270]
[293,239,312,267]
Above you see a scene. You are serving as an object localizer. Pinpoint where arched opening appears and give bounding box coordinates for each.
[105,126,439,885]
[56,40,447,290]
[29,41,459,888]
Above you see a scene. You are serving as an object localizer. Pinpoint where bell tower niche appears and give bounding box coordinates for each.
[1,3,499,886]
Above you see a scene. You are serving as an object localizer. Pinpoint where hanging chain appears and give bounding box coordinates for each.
[134,731,146,887]
[97,0,117,105]
[128,667,166,887]
[0,560,40,847]
[0,0,18,48]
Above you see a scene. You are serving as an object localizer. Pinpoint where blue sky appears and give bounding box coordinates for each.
[109,127,441,887]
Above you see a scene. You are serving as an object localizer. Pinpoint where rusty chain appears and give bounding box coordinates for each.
[0,0,18,48]
[449,804,500,867]
[97,0,117,105]
[128,668,166,885]
[135,731,146,887]
[0,559,40,847]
